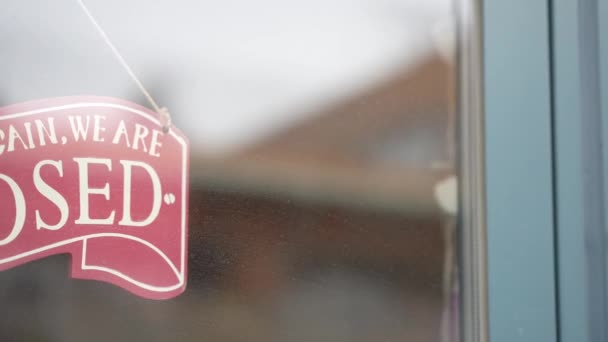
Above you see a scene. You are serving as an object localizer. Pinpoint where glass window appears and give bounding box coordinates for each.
[0,1,469,341]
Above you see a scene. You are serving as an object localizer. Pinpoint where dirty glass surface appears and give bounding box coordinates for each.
[0,1,461,341]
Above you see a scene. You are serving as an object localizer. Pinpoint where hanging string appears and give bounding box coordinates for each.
[76,0,172,133]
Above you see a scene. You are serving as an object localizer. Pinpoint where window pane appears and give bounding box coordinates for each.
[0,1,467,341]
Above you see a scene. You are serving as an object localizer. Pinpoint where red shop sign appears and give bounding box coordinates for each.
[0,96,189,300]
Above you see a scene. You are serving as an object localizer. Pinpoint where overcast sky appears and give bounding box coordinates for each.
[1,0,455,154]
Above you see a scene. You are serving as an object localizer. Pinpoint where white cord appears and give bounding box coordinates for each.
[76,0,172,132]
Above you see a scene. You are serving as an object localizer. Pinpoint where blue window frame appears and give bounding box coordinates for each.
[483,0,608,341]
[483,1,557,341]
[553,0,608,341]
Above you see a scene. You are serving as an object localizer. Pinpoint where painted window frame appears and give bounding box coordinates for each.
[481,0,557,341]
[481,0,608,341]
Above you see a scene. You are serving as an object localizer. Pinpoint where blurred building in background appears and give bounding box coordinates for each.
[0,51,455,342]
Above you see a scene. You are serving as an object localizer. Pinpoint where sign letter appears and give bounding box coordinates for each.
[0,174,26,246]
[73,157,115,225]
[119,160,162,227]
[34,160,69,231]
